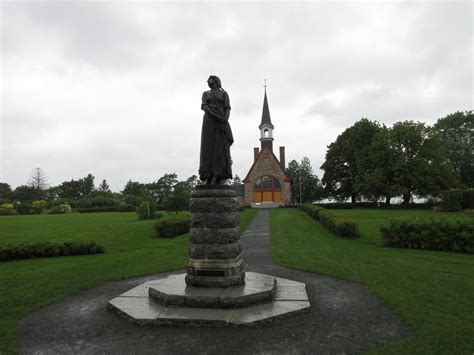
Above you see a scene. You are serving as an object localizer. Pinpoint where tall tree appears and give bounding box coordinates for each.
[286,157,323,204]
[98,179,111,192]
[148,173,178,204]
[389,121,457,204]
[12,185,44,201]
[122,180,145,196]
[79,174,95,196]
[321,118,381,204]
[164,181,191,213]
[433,111,473,187]
[0,182,12,201]
[183,175,199,192]
[356,126,400,205]
[56,180,83,200]
[28,168,48,190]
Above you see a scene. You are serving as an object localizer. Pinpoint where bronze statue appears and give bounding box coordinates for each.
[199,75,233,185]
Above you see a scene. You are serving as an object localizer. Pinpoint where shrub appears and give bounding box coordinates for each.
[137,201,154,220]
[0,203,14,216]
[0,241,105,261]
[117,201,135,212]
[317,203,354,209]
[76,207,117,213]
[76,197,94,208]
[461,189,474,210]
[300,204,360,238]
[154,214,190,238]
[32,200,48,214]
[439,190,463,212]
[16,204,32,215]
[381,218,474,253]
[49,203,72,214]
[334,219,360,238]
[90,196,118,207]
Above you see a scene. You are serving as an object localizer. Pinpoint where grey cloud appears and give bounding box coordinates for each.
[1,2,472,190]
[4,2,153,69]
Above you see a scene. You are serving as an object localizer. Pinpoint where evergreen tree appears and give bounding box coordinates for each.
[286,157,323,204]
[98,179,111,192]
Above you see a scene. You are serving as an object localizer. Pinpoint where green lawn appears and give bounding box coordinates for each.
[0,209,258,354]
[270,208,474,354]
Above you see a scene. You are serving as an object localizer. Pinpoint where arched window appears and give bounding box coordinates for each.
[254,176,281,189]
[253,176,282,203]
[264,129,269,137]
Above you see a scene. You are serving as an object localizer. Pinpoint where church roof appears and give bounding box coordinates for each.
[242,146,290,183]
[258,89,274,130]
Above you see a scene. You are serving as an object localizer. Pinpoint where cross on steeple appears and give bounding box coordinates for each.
[263,78,268,91]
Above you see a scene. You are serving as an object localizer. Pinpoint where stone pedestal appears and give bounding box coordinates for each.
[185,185,245,287]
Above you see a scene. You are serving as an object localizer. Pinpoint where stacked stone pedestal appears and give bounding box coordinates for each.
[185,185,245,287]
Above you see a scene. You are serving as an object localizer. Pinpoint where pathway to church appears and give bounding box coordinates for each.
[20,210,409,354]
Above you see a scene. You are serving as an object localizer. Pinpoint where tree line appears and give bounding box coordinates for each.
[286,111,472,205]
[0,171,201,213]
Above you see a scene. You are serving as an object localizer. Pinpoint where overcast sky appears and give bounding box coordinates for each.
[1,1,472,191]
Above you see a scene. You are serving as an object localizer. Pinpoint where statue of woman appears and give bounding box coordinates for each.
[199,75,233,185]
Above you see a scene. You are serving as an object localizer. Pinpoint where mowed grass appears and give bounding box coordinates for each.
[0,209,258,354]
[270,208,474,354]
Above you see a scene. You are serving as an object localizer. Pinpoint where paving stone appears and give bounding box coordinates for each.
[120,282,152,298]
[148,284,186,306]
[274,285,309,301]
[274,276,306,287]
[230,301,311,325]
[157,306,232,324]
[108,297,165,323]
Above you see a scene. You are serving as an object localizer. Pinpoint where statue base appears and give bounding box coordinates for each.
[186,185,245,287]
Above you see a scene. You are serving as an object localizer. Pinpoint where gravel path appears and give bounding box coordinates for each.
[20,209,410,354]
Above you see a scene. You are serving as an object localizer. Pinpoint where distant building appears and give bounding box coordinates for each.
[242,88,291,207]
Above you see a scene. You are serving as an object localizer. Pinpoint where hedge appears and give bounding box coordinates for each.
[154,214,190,238]
[0,203,14,216]
[380,219,474,253]
[117,202,136,212]
[461,189,474,210]
[300,204,360,238]
[76,207,118,213]
[439,190,463,212]
[439,189,474,211]
[0,241,105,262]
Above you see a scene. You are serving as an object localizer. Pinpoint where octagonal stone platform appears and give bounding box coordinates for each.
[149,272,276,308]
[108,272,310,326]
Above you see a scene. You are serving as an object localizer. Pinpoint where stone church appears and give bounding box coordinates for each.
[242,88,291,206]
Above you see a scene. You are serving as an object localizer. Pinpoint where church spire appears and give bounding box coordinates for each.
[259,82,274,130]
[259,79,274,151]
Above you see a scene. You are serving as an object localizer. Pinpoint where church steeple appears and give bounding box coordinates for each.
[259,82,274,152]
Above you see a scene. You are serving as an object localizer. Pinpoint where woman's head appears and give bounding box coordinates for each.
[207,75,222,89]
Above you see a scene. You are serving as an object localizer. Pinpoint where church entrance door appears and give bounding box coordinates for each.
[253,176,282,203]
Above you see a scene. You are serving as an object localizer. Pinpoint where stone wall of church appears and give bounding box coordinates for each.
[243,148,291,206]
